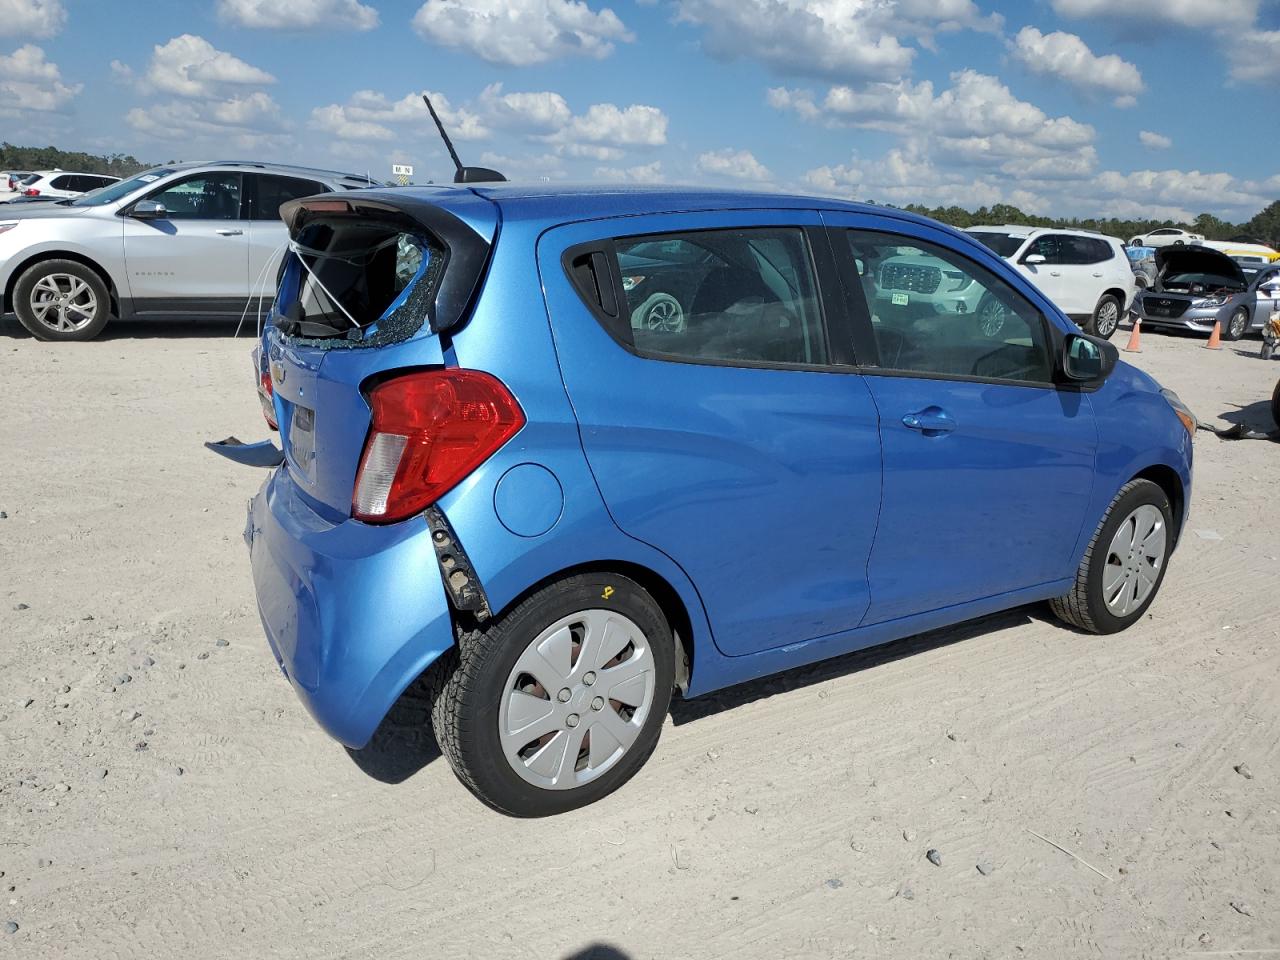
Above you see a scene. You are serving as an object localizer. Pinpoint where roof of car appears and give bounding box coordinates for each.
[152,159,377,184]
[380,181,949,232]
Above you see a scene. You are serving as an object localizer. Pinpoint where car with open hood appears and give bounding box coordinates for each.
[210,184,1195,817]
[1133,245,1280,341]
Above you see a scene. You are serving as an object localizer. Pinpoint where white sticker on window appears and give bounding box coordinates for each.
[139,175,159,182]
[892,292,909,306]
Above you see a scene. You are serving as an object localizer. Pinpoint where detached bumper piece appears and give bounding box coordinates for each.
[205,436,285,468]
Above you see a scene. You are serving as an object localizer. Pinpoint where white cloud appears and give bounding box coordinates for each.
[109,59,132,80]
[478,84,571,132]
[0,0,65,38]
[675,0,1001,82]
[595,160,664,183]
[696,148,771,182]
[0,43,79,110]
[412,0,632,66]
[1230,30,1280,84]
[310,89,489,142]
[1010,27,1143,107]
[553,102,667,148]
[125,93,287,149]
[772,70,1095,167]
[1051,0,1258,29]
[140,34,275,98]
[217,0,379,30]
[1138,130,1172,150]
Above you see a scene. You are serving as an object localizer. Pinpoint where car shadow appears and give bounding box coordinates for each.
[346,606,1046,783]
[670,606,1037,725]
[562,947,632,960]
[1216,398,1278,432]
[0,314,254,340]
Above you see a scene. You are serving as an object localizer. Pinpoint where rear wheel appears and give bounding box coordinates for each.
[976,293,1007,337]
[1222,307,1249,342]
[1271,378,1280,429]
[1051,479,1173,634]
[1089,294,1122,339]
[13,259,111,342]
[427,573,674,817]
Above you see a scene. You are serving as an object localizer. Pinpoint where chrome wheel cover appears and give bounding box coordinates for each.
[499,609,656,790]
[1229,309,1247,339]
[1096,300,1120,337]
[644,295,684,332]
[30,273,98,333]
[1102,504,1167,616]
[978,298,1006,337]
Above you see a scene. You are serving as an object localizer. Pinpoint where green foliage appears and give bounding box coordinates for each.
[0,142,150,178]
[901,199,1280,248]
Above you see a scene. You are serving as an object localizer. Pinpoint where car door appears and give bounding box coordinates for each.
[245,173,329,300]
[1016,233,1084,315]
[121,171,248,308]
[538,210,883,658]
[1254,267,1280,327]
[824,213,1097,624]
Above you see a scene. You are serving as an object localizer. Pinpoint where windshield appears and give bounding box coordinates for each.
[67,168,177,207]
[967,232,1025,258]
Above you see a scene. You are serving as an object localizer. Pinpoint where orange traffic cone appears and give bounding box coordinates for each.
[1204,320,1222,350]
[1123,317,1142,353]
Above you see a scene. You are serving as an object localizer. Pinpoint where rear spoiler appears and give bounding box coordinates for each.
[279,189,497,334]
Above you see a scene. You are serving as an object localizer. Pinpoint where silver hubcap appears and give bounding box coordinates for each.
[1103,504,1167,616]
[499,609,656,790]
[646,297,683,332]
[1230,310,1247,337]
[30,273,97,332]
[1097,301,1119,335]
[979,299,1006,337]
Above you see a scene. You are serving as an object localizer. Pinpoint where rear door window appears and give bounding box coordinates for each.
[251,174,327,221]
[592,227,828,367]
[50,175,74,191]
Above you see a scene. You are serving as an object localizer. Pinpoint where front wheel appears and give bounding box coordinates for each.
[1051,479,1173,634]
[1221,307,1249,342]
[1089,294,1122,339]
[13,259,112,342]
[427,573,674,817]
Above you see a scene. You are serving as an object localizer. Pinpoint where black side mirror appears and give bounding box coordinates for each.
[130,199,168,220]
[1061,332,1118,384]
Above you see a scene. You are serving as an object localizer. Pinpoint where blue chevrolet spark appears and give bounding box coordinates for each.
[218,185,1194,817]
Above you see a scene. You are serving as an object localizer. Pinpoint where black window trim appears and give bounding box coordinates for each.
[561,224,847,374]
[826,223,1070,392]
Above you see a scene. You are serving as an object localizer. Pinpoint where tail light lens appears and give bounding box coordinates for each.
[258,369,278,430]
[23,188,39,196]
[353,369,524,524]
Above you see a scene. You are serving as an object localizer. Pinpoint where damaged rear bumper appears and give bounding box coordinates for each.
[246,467,456,748]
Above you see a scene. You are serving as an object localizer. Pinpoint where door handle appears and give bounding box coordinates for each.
[216,228,244,236]
[1049,271,1063,277]
[1092,272,1103,277]
[902,408,956,436]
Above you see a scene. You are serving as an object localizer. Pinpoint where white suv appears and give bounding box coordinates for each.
[965,226,1136,339]
[13,170,120,200]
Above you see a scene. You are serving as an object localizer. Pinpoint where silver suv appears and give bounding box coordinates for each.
[0,161,377,341]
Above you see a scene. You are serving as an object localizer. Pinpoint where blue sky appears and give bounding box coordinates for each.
[2,0,1278,221]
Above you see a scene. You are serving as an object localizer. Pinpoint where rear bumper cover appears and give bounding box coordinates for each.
[246,468,455,748]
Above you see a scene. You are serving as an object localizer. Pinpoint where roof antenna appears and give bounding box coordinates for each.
[422,94,506,185]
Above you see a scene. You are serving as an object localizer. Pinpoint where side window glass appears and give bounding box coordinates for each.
[50,175,73,190]
[147,174,243,220]
[1028,235,1066,264]
[253,175,326,221]
[846,230,1053,384]
[610,228,828,367]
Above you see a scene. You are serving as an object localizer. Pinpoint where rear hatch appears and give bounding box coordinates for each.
[264,189,498,520]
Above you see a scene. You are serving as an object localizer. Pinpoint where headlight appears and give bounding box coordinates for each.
[1161,388,1197,438]
[1193,295,1228,308]
[0,221,19,237]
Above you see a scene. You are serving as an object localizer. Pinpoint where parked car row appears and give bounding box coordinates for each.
[0,160,378,340]
[1132,245,1280,341]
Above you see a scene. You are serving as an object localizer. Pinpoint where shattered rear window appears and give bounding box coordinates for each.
[273,218,444,349]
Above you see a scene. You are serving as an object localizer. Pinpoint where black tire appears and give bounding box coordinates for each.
[426,572,674,817]
[13,259,112,342]
[1221,307,1249,342]
[1088,293,1122,339]
[1051,479,1173,634]
[1271,378,1280,430]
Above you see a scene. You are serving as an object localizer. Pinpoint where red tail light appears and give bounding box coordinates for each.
[23,188,39,196]
[353,369,524,524]
[259,370,278,430]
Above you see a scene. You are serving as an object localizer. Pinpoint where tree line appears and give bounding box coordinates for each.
[897,200,1280,248]
[0,143,151,179]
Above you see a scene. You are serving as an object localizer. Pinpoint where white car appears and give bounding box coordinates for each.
[12,170,120,201]
[965,226,1136,339]
[1128,227,1204,248]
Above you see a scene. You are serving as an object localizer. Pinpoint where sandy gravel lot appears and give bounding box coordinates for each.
[1,316,1278,959]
